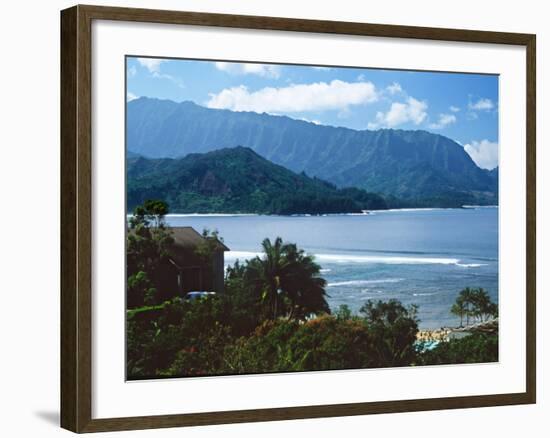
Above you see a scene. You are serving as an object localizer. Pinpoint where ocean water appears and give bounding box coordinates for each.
[165,207,498,329]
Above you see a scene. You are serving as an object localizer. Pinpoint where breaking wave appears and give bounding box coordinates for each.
[316,253,461,265]
[226,251,486,268]
[327,278,404,287]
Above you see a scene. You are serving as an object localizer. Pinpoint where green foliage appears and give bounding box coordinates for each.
[194,228,223,268]
[244,237,330,320]
[126,302,167,321]
[282,316,376,371]
[451,287,498,327]
[129,199,169,229]
[127,296,227,378]
[127,271,157,307]
[126,200,174,308]
[470,288,498,322]
[157,303,420,376]
[224,261,263,336]
[162,323,234,377]
[127,146,388,214]
[128,98,498,208]
[124,202,498,378]
[337,187,388,210]
[127,288,497,379]
[418,333,499,365]
[359,299,420,367]
[335,304,353,321]
[220,317,375,373]
[220,320,300,374]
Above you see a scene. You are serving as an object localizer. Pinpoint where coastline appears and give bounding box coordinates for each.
[126,206,498,218]
[149,209,498,330]
[417,318,499,342]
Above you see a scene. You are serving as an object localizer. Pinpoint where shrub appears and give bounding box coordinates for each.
[284,316,375,371]
[360,299,420,367]
[418,333,498,365]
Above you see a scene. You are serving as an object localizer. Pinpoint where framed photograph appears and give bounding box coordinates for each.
[60,4,536,433]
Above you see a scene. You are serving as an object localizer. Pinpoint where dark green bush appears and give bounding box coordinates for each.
[418,333,498,365]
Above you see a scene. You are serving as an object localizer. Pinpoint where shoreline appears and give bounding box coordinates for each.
[126,206,498,218]
[416,318,499,342]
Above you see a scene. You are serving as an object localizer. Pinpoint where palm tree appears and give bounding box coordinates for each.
[458,287,474,326]
[471,287,496,322]
[453,287,498,326]
[245,237,329,320]
[450,300,466,327]
[280,243,330,320]
[245,237,286,320]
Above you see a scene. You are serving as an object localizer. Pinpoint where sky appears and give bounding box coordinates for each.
[127,56,499,169]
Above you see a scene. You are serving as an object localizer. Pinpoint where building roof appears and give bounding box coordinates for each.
[170,226,230,252]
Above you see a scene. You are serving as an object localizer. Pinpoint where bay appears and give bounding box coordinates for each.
[165,207,498,329]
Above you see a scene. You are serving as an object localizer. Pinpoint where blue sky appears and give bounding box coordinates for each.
[127,56,499,169]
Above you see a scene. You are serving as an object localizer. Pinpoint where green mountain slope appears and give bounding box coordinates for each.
[127,146,388,214]
[127,97,498,207]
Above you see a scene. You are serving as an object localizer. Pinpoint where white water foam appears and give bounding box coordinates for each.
[327,278,404,287]
[226,251,485,268]
[316,253,460,265]
[462,205,498,209]
[165,213,258,217]
[367,207,449,214]
[225,251,262,262]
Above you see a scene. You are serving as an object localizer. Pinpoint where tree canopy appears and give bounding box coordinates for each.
[244,237,330,321]
[126,200,174,308]
[450,287,498,327]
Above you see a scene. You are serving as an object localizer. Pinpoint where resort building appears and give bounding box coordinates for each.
[167,226,230,297]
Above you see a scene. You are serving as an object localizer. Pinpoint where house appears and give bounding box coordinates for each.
[167,226,230,297]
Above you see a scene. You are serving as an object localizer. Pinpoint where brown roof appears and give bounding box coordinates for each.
[170,226,230,252]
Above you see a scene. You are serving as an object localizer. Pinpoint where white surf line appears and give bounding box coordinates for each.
[165,213,258,217]
[327,278,404,287]
[225,251,487,268]
[315,253,460,265]
[366,207,452,213]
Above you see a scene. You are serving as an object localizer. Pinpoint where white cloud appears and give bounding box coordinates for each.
[386,82,403,95]
[464,139,499,169]
[126,92,138,102]
[206,80,378,113]
[136,58,183,88]
[311,66,332,71]
[337,108,351,119]
[368,97,427,129]
[137,58,165,73]
[468,98,495,111]
[127,65,137,77]
[449,105,460,112]
[429,113,457,129]
[214,62,281,78]
[153,72,184,88]
[300,117,322,125]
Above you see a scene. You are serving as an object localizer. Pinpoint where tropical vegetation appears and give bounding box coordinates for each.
[127,97,498,208]
[126,200,499,379]
[127,146,387,214]
[450,287,498,327]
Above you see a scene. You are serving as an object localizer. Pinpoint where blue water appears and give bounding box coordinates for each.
[165,207,498,329]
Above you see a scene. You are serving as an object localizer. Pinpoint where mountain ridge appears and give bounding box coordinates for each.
[127,146,388,214]
[127,97,497,206]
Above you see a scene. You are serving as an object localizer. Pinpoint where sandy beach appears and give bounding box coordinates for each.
[417,318,499,342]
